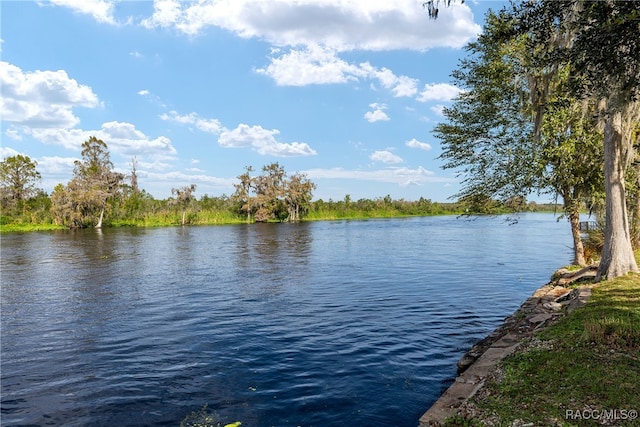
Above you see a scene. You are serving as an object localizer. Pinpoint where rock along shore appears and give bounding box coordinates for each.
[418,265,597,426]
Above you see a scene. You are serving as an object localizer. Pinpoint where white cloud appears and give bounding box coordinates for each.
[28,121,177,160]
[364,103,390,123]
[430,104,446,116]
[370,150,403,164]
[256,46,418,98]
[141,0,183,30]
[255,45,360,86]
[160,110,223,134]
[218,123,317,157]
[47,0,120,25]
[142,170,234,188]
[130,51,144,59]
[137,89,166,108]
[361,63,418,97]
[417,83,461,102]
[37,156,78,175]
[5,129,23,141]
[0,61,100,128]
[137,160,173,171]
[141,0,480,51]
[305,166,449,187]
[405,138,432,151]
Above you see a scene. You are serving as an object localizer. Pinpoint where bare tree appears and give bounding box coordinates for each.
[51,137,122,228]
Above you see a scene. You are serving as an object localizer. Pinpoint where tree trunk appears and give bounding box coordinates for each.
[596,111,639,280]
[95,206,104,228]
[632,162,640,248]
[181,210,186,226]
[568,209,586,266]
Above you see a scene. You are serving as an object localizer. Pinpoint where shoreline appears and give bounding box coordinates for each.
[419,266,597,426]
[0,209,570,233]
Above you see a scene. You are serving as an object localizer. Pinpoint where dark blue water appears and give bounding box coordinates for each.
[1,214,572,426]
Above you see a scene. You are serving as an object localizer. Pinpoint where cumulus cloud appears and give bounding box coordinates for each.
[256,45,360,86]
[47,0,120,25]
[405,138,432,151]
[417,83,462,102]
[364,103,390,123]
[141,0,480,51]
[160,110,223,134]
[370,150,403,164]
[256,46,418,98]
[218,124,317,157]
[305,166,450,187]
[37,156,78,175]
[362,63,419,97]
[28,121,177,161]
[0,61,100,128]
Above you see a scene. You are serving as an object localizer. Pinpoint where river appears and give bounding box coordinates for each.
[1,213,572,426]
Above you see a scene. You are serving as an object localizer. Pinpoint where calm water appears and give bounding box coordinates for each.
[1,214,572,426]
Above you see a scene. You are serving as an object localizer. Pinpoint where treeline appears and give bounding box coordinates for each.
[1,137,558,230]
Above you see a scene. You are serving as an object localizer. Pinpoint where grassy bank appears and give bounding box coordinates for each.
[1,210,463,232]
[454,259,640,426]
[0,223,66,232]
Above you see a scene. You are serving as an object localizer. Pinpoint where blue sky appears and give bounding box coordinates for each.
[1,0,510,202]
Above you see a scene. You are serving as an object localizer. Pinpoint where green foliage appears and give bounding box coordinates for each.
[435,10,540,205]
[0,154,42,215]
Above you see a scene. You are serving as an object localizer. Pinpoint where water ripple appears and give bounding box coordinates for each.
[1,215,572,426]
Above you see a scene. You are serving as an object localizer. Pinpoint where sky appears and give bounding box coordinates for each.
[1,0,513,202]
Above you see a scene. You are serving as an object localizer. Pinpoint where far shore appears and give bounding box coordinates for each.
[0,208,572,234]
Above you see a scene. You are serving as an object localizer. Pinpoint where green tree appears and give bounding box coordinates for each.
[434,8,605,267]
[0,154,42,213]
[285,172,316,221]
[171,184,197,226]
[232,166,255,222]
[435,10,537,205]
[515,0,640,279]
[538,88,604,266]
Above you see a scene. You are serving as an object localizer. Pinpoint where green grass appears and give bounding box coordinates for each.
[110,210,247,228]
[0,223,65,233]
[467,263,640,426]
